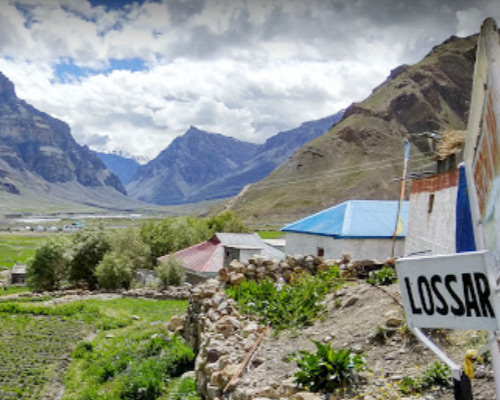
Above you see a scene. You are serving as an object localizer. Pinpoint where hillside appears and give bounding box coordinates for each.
[96,151,141,185]
[229,34,478,224]
[0,71,151,213]
[127,113,341,205]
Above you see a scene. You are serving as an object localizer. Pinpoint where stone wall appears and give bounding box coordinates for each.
[176,254,391,400]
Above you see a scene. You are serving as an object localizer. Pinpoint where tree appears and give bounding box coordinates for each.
[155,255,185,287]
[69,228,111,289]
[95,252,133,290]
[140,217,211,261]
[206,211,248,234]
[109,228,152,270]
[27,236,71,291]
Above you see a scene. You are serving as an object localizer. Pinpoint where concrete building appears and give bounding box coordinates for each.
[282,200,409,260]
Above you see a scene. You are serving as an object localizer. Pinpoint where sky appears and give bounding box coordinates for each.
[0,0,497,161]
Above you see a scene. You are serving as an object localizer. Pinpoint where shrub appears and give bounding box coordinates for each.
[95,252,133,290]
[226,267,341,332]
[287,340,365,392]
[366,265,397,286]
[26,236,72,291]
[155,256,185,287]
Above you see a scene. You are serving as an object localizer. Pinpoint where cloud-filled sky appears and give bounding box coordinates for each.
[0,0,497,160]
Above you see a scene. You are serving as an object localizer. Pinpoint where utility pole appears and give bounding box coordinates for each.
[391,138,409,259]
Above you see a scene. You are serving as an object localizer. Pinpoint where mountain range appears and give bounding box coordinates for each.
[126,113,341,205]
[0,32,480,220]
[228,34,478,223]
[0,71,147,212]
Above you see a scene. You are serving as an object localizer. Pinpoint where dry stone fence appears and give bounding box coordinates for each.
[172,254,391,400]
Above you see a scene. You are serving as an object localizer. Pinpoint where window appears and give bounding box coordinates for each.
[317,247,325,257]
[428,193,435,213]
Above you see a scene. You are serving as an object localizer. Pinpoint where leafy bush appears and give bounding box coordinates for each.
[226,267,342,331]
[366,265,397,286]
[155,255,185,287]
[287,340,365,392]
[26,235,72,291]
[95,251,134,290]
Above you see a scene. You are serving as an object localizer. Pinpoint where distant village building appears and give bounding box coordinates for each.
[11,264,26,284]
[158,233,284,284]
[404,130,465,256]
[62,222,85,233]
[281,200,409,260]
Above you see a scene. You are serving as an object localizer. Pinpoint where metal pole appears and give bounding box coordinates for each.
[391,139,409,258]
[412,327,473,400]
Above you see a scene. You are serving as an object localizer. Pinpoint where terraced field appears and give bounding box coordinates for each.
[0,297,190,400]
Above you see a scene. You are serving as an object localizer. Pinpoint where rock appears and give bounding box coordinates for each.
[242,321,259,337]
[229,273,246,286]
[386,317,403,327]
[343,296,359,307]
[216,316,242,337]
[218,268,229,282]
[294,391,322,400]
[105,334,115,339]
[207,348,222,363]
[254,386,280,399]
[168,315,184,331]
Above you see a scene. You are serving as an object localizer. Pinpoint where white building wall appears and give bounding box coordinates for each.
[285,232,404,260]
[404,186,457,256]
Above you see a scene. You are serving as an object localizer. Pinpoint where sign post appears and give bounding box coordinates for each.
[396,18,500,398]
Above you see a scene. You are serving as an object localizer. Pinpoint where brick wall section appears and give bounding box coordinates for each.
[410,168,459,194]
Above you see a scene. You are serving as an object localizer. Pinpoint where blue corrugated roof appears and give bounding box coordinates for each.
[281,200,409,238]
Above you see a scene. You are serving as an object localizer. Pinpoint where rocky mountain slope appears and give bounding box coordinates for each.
[229,34,478,224]
[0,71,146,211]
[96,151,141,185]
[127,113,341,205]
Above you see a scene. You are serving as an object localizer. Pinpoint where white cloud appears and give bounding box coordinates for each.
[0,0,499,160]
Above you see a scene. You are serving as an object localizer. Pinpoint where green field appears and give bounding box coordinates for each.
[0,296,190,400]
[0,233,47,269]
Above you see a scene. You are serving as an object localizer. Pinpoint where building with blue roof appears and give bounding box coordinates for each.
[281,200,409,260]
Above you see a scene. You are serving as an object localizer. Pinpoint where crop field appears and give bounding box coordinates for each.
[0,234,46,269]
[0,296,189,400]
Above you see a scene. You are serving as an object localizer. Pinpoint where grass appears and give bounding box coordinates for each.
[0,233,46,269]
[0,286,31,296]
[0,296,190,400]
[256,231,285,239]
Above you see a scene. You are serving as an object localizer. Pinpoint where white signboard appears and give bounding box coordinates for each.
[397,251,500,331]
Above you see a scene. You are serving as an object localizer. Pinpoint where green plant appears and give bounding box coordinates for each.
[26,235,72,291]
[398,376,419,395]
[69,228,111,289]
[366,266,397,286]
[287,340,365,392]
[155,255,185,287]
[420,361,451,389]
[169,377,201,400]
[95,251,134,290]
[226,267,342,332]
